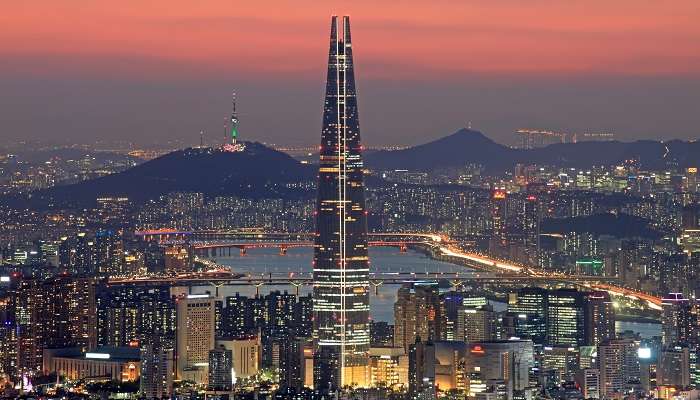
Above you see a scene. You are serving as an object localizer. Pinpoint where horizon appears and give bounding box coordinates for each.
[3,126,699,153]
[2,2,700,147]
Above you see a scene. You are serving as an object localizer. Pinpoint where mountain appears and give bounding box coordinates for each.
[9,142,315,208]
[366,129,516,172]
[365,128,700,172]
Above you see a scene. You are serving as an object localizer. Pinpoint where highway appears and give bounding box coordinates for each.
[433,240,663,309]
[132,229,663,309]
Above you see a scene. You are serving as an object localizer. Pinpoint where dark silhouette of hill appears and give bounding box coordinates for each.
[9,142,314,208]
[365,128,700,172]
[366,129,516,172]
[541,213,660,239]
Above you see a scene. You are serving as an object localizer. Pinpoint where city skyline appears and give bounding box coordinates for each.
[3,5,700,400]
[1,2,700,147]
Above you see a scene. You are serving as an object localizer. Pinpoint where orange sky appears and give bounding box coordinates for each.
[3,0,699,80]
[1,1,700,146]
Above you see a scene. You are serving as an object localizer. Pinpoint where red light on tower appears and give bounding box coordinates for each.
[526,195,537,201]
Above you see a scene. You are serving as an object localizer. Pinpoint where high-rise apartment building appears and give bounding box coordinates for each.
[140,339,174,399]
[208,345,233,392]
[12,276,97,380]
[661,293,696,347]
[583,291,616,347]
[598,338,641,398]
[394,283,442,351]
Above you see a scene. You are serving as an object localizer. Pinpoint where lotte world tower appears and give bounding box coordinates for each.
[312,16,371,392]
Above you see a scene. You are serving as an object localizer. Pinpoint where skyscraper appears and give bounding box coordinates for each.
[661,293,696,347]
[176,295,216,383]
[546,289,586,346]
[313,15,370,392]
[394,283,442,351]
[584,291,615,346]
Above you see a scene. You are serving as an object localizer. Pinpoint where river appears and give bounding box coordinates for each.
[200,247,661,339]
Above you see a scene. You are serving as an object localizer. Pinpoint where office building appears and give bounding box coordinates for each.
[575,368,600,399]
[216,336,261,382]
[368,346,408,391]
[507,287,547,344]
[546,289,586,346]
[313,15,371,392]
[176,295,216,382]
[464,340,534,400]
[409,340,468,397]
[456,305,497,343]
[370,321,394,347]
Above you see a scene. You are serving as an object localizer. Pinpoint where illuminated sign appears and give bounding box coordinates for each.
[471,345,485,354]
[492,191,506,200]
[638,347,651,359]
[186,294,210,299]
[688,167,698,174]
[85,353,110,359]
[0,276,10,282]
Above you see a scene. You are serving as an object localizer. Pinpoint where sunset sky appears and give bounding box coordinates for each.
[2,1,699,146]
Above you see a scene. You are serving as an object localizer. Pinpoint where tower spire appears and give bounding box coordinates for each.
[221,90,245,152]
[230,91,238,145]
[313,15,369,393]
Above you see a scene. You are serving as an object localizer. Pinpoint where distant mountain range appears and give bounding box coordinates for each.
[6,129,700,209]
[365,128,700,173]
[9,142,314,208]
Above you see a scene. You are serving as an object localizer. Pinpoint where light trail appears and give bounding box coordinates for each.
[133,229,663,310]
[434,241,663,310]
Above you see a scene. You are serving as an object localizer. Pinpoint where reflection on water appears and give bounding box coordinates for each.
[197,247,662,336]
[198,247,472,322]
[617,320,661,339]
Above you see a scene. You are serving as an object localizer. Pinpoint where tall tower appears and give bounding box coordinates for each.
[313,15,370,393]
[230,92,239,145]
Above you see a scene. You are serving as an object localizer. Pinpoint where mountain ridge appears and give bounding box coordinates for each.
[365,128,700,172]
[7,142,315,209]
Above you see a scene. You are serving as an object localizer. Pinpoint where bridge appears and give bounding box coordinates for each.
[107,270,618,296]
[135,230,447,256]
[134,229,444,243]
[189,240,432,256]
[132,229,663,308]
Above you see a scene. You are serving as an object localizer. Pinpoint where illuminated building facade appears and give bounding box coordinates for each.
[176,295,216,382]
[507,287,548,344]
[208,345,233,392]
[584,291,615,346]
[394,283,442,352]
[140,341,173,399]
[546,289,586,346]
[312,15,370,392]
